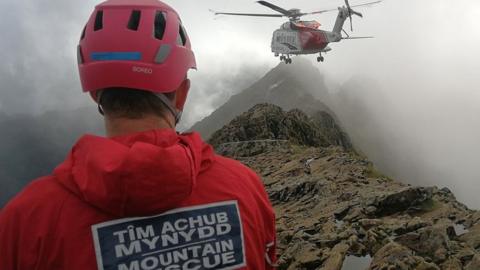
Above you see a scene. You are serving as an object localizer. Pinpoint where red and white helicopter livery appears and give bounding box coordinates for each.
[211,0,382,64]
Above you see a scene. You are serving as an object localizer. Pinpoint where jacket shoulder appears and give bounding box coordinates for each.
[0,176,71,268]
[1,176,68,216]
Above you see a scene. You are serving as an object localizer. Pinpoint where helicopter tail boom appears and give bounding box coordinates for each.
[333,8,347,35]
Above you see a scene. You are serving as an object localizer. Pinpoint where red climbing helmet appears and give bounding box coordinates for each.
[77,0,196,100]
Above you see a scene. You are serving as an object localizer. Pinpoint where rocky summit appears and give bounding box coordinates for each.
[191,59,334,140]
[210,104,480,270]
[209,104,351,154]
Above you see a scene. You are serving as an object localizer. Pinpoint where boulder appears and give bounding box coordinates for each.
[395,224,451,264]
[321,242,349,270]
[440,258,462,270]
[369,242,439,270]
[465,254,480,270]
[367,187,434,217]
[460,224,480,249]
[406,217,432,232]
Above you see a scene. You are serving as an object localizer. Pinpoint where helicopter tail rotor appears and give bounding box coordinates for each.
[344,0,363,31]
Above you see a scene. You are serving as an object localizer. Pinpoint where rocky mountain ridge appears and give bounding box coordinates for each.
[209,103,351,151]
[191,58,334,140]
[211,104,480,270]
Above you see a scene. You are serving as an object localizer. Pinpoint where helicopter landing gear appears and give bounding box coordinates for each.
[281,55,292,64]
[317,54,325,62]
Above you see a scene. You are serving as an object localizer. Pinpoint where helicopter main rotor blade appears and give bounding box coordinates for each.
[350,0,383,8]
[256,1,291,16]
[210,10,283,17]
[302,8,338,16]
[302,0,381,16]
[342,36,374,39]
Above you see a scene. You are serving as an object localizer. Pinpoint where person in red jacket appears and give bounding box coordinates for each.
[0,1,276,269]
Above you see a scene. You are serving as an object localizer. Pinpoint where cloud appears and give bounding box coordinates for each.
[0,0,280,118]
[317,0,480,208]
[1,0,480,208]
[0,0,96,114]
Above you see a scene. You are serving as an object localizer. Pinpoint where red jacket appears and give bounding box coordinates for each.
[0,130,276,270]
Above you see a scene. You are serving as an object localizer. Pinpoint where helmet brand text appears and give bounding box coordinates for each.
[132,66,153,74]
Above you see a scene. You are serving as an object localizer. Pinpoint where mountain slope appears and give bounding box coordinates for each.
[191,58,334,140]
[210,104,480,270]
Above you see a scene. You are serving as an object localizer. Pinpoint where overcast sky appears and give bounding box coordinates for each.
[1,0,479,125]
[1,0,480,206]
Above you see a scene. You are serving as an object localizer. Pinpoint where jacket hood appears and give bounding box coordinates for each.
[54,129,215,217]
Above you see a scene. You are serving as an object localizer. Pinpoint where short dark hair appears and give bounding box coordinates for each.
[98,88,175,119]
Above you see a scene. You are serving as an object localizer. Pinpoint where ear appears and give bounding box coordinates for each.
[175,79,190,111]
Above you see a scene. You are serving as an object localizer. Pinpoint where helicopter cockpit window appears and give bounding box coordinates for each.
[281,22,292,30]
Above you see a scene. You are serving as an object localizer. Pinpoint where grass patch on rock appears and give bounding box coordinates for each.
[365,163,391,180]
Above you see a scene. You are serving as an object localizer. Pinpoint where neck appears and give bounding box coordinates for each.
[105,114,175,138]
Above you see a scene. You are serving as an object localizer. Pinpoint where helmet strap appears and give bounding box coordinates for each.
[98,104,105,116]
[154,93,182,125]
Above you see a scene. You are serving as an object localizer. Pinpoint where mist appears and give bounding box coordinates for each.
[314,0,480,208]
[1,0,480,208]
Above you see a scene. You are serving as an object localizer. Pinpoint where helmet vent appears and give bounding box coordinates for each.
[94,10,104,31]
[154,11,166,40]
[77,45,84,64]
[127,10,141,31]
[177,24,187,46]
[80,25,86,40]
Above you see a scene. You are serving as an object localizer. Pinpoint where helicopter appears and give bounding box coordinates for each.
[211,0,382,64]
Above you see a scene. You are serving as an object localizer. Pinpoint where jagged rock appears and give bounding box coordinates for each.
[209,104,351,153]
[348,235,368,256]
[315,237,341,250]
[366,187,434,217]
[270,180,324,203]
[440,258,462,270]
[457,247,476,264]
[214,139,290,158]
[334,205,352,220]
[465,212,480,227]
[206,104,480,269]
[369,242,439,270]
[436,187,457,202]
[459,224,480,249]
[364,206,378,216]
[278,241,324,270]
[311,111,352,150]
[406,217,432,232]
[395,223,453,264]
[363,229,389,254]
[344,207,365,222]
[465,254,480,270]
[359,219,383,230]
[321,243,349,270]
